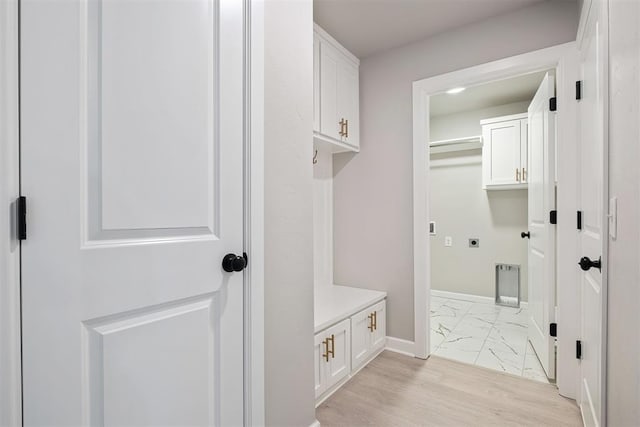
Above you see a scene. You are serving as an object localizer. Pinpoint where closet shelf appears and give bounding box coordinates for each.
[430,135,483,154]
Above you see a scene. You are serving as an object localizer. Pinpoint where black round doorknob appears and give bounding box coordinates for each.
[222,253,248,273]
[521,231,530,239]
[579,256,601,272]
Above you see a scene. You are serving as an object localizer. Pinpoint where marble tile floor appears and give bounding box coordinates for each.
[430,293,550,383]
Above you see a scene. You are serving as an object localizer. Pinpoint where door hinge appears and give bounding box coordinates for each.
[549,97,557,111]
[550,210,557,225]
[577,211,583,230]
[16,196,26,240]
[550,323,557,337]
[576,81,582,100]
[576,340,582,360]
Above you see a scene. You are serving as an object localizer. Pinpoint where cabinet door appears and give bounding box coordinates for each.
[370,300,386,351]
[520,118,528,183]
[337,59,359,148]
[351,307,373,370]
[313,332,328,398]
[319,41,341,141]
[482,119,522,186]
[324,319,351,391]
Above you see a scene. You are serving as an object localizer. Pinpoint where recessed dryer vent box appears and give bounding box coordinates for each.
[495,264,520,308]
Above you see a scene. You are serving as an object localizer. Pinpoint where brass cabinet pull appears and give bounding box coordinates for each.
[516,168,521,182]
[344,119,349,138]
[372,311,377,331]
[330,334,335,358]
[368,313,374,332]
[522,167,526,181]
[322,334,335,362]
[338,118,346,137]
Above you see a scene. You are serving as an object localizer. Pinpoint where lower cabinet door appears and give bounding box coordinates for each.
[324,319,351,391]
[370,300,387,351]
[314,331,328,398]
[314,318,351,399]
[351,306,373,371]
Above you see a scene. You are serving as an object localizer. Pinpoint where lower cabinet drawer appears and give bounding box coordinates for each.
[314,318,351,398]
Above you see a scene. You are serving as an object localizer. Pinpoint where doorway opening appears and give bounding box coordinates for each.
[412,43,583,401]
[428,70,553,383]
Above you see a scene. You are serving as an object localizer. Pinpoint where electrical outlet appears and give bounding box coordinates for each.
[444,236,452,247]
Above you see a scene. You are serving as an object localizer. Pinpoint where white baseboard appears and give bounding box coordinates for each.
[385,336,415,357]
[431,289,528,308]
[309,420,321,427]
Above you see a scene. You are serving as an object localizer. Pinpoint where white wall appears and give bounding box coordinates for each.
[606,0,640,424]
[333,0,579,341]
[264,1,316,425]
[313,146,333,289]
[429,102,529,301]
[430,101,530,141]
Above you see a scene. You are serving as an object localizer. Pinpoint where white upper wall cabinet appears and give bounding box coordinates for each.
[314,24,360,153]
[481,113,528,190]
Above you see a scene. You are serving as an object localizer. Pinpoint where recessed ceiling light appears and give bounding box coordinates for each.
[446,87,466,94]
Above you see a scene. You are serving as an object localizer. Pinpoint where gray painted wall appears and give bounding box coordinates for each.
[606,0,640,424]
[430,102,530,302]
[333,0,579,341]
[264,1,316,426]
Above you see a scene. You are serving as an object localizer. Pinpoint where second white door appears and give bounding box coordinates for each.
[527,72,557,380]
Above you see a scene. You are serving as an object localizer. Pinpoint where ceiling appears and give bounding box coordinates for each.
[314,0,548,58]
[430,70,551,117]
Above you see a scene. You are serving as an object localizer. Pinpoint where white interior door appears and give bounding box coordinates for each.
[20,0,245,425]
[578,1,607,425]
[527,72,556,380]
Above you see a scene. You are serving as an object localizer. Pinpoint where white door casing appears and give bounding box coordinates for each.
[578,1,608,425]
[21,0,245,425]
[527,72,557,379]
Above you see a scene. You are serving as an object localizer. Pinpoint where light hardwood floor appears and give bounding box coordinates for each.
[316,351,582,426]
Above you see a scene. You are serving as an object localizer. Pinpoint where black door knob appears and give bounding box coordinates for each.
[222,253,248,273]
[579,256,601,272]
[521,231,530,239]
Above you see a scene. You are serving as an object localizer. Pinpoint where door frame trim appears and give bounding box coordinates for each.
[411,42,582,399]
[245,0,265,425]
[0,0,22,425]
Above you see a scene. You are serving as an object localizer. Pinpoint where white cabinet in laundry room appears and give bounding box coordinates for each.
[481,113,528,190]
[314,24,360,152]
